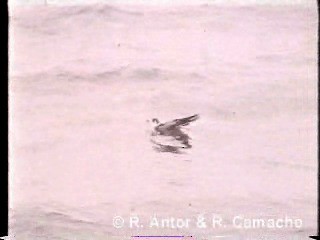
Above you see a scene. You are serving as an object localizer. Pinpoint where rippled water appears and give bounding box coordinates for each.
[9,3,317,239]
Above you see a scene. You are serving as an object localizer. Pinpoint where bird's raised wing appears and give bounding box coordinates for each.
[159,114,199,130]
[173,114,199,127]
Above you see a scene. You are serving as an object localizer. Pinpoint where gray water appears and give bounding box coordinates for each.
[9,3,317,239]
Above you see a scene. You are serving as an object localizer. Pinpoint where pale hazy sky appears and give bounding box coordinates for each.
[10,0,315,6]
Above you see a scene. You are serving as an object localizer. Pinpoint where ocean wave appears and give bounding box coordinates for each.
[12,66,206,86]
[12,4,143,25]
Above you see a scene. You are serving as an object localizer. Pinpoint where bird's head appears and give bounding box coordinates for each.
[152,118,160,124]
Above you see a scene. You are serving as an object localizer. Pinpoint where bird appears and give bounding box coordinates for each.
[150,114,199,150]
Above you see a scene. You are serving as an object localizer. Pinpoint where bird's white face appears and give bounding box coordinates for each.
[145,119,159,137]
[146,119,158,128]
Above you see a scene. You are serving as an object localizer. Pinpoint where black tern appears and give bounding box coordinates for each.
[151,114,199,150]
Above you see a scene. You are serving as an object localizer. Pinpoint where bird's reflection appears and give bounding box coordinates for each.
[149,114,199,154]
[150,138,191,154]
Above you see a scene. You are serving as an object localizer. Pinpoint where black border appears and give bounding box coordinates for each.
[310,1,320,239]
[311,0,320,239]
[0,0,9,238]
[315,1,320,239]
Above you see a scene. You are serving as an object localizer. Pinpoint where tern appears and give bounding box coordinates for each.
[151,114,199,148]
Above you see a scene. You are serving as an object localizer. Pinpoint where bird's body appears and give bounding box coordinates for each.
[151,114,199,150]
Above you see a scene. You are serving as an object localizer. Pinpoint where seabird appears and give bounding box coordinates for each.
[151,114,199,149]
